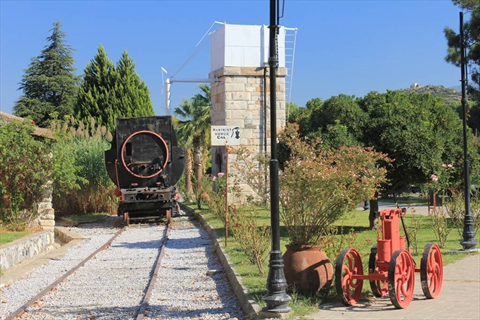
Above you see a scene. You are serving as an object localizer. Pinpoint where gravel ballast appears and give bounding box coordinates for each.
[0,223,120,319]
[145,218,244,320]
[1,214,245,320]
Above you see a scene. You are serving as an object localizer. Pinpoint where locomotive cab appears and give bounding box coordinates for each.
[105,116,185,222]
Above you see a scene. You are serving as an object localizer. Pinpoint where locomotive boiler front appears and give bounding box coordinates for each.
[105,116,185,220]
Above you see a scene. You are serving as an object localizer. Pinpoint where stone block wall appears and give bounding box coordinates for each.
[209,66,287,202]
[0,231,55,272]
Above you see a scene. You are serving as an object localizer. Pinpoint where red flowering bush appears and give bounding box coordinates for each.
[279,123,390,245]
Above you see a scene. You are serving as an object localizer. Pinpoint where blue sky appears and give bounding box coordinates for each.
[0,0,464,116]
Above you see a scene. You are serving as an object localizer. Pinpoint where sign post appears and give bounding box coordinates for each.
[211,126,242,247]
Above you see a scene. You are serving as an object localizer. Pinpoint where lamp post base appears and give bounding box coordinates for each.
[460,239,478,250]
[262,250,292,313]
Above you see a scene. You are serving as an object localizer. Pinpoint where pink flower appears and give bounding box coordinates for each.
[31,120,36,124]
[212,176,217,181]
[442,164,447,168]
[431,174,438,181]
[217,172,225,177]
[448,164,453,168]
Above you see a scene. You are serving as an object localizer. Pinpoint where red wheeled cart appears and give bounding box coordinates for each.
[335,208,443,309]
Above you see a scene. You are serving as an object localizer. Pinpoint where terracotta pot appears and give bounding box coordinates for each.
[283,245,333,294]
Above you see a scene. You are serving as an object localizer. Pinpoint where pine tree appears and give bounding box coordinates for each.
[13,21,78,127]
[75,47,154,133]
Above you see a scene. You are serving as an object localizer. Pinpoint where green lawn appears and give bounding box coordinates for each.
[0,231,32,245]
[189,202,479,318]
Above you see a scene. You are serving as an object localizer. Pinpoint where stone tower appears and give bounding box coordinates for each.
[209,24,287,201]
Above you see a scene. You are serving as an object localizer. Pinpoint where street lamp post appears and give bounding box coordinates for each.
[459,11,477,250]
[262,0,292,313]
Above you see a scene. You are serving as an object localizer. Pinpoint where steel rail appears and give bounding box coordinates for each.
[6,227,127,320]
[135,222,170,320]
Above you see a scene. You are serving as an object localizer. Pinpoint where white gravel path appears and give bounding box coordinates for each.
[146,218,244,320]
[23,224,165,319]
[1,214,245,320]
[0,223,120,319]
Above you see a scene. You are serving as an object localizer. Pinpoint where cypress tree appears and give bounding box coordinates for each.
[14,21,78,127]
[115,50,154,118]
[75,45,116,131]
[75,47,154,133]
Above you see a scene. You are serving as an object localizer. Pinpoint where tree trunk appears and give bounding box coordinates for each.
[193,135,204,185]
[369,192,380,230]
[185,150,193,194]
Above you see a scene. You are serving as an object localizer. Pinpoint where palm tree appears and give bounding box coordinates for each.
[174,85,211,190]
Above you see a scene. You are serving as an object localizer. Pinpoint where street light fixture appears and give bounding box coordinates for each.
[261,0,292,313]
[459,11,477,250]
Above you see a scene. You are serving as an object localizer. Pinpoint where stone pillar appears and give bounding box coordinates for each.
[209,66,287,202]
[37,180,55,231]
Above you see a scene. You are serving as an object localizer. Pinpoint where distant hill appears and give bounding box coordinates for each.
[398,84,461,105]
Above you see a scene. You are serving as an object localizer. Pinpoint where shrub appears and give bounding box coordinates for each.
[51,118,116,215]
[207,173,226,220]
[431,211,451,248]
[444,190,480,240]
[230,206,270,274]
[279,123,389,246]
[0,119,52,229]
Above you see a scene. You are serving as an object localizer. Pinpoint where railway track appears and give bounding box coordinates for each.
[2,214,244,320]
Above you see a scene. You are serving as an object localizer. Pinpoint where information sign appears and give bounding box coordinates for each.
[211,126,241,146]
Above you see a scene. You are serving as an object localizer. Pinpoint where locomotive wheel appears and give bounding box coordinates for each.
[368,250,388,297]
[335,248,364,306]
[123,212,129,226]
[388,249,415,309]
[165,209,171,225]
[421,243,443,299]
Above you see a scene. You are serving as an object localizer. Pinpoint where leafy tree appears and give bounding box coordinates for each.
[174,85,211,186]
[310,94,367,144]
[13,21,78,127]
[75,46,154,132]
[444,0,480,132]
[357,91,477,193]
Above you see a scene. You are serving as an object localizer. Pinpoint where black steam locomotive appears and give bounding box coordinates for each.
[105,116,185,224]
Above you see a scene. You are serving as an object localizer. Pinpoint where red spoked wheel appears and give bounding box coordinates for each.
[368,249,388,297]
[335,248,364,306]
[388,250,415,309]
[421,243,443,299]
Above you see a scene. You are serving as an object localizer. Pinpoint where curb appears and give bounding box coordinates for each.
[54,226,86,243]
[179,204,263,319]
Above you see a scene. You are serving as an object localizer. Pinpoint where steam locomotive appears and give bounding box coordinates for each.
[105,116,185,224]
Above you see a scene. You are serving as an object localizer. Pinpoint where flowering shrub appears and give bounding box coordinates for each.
[279,123,389,246]
[429,163,455,195]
